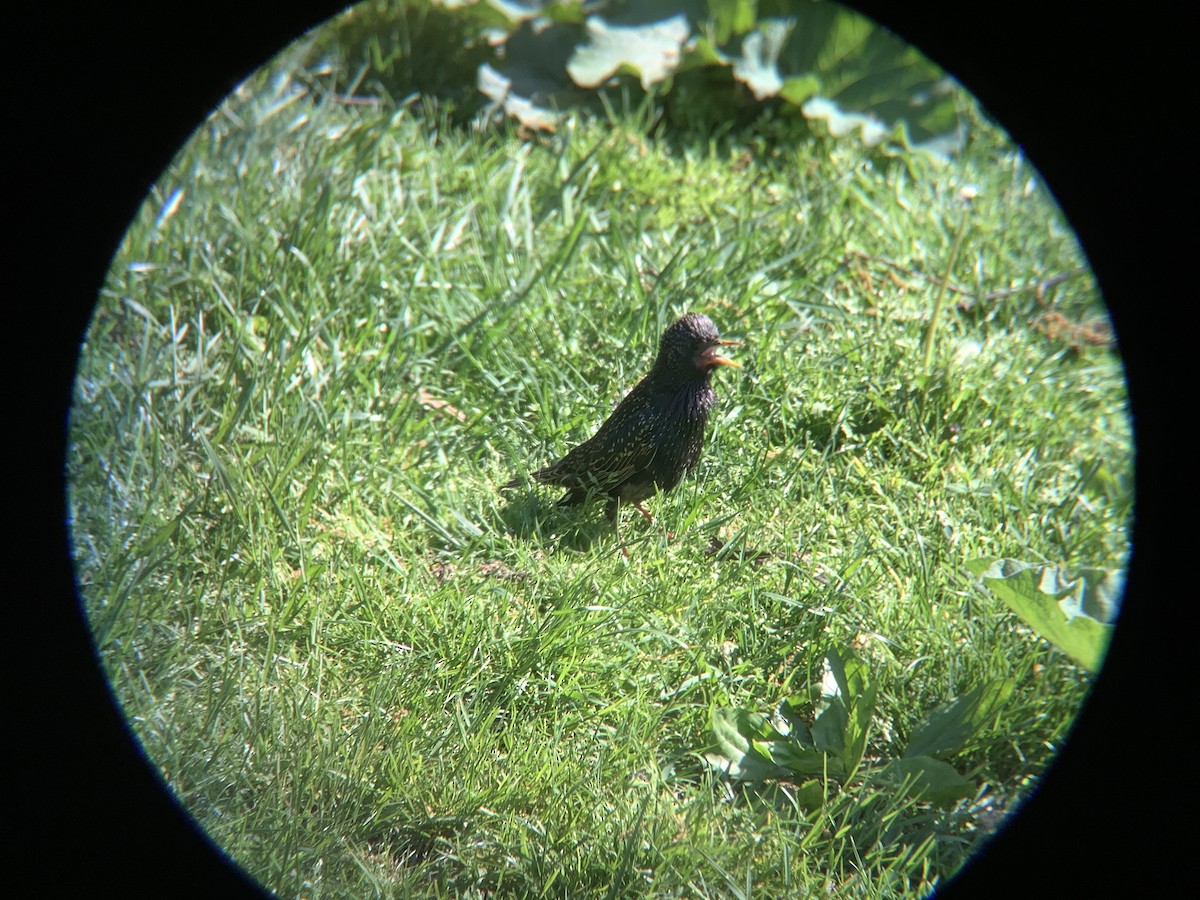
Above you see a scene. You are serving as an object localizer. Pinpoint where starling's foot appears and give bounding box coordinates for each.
[633,503,655,523]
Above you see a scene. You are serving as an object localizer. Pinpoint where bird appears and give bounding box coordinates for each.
[505,312,742,539]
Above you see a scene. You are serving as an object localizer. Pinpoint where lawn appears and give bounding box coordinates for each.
[67,40,1131,899]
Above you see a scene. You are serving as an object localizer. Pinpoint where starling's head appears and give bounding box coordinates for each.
[655,312,742,377]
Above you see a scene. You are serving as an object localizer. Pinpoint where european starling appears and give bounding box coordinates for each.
[506,312,741,530]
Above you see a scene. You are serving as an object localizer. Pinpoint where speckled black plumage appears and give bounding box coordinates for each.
[506,312,741,523]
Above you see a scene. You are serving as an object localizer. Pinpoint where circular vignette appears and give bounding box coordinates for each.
[23,1,1168,897]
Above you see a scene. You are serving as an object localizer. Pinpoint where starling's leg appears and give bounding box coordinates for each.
[633,501,677,542]
[631,501,677,542]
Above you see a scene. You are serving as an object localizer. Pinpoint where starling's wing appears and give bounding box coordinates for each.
[584,401,660,484]
[537,400,660,492]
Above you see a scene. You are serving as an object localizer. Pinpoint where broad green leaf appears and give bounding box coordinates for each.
[815,10,873,71]
[682,36,725,70]
[537,2,588,26]
[778,74,821,105]
[1061,566,1123,625]
[875,756,975,803]
[705,707,795,781]
[841,650,872,700]
[792,778,826,809]
[811,698,847,755]
[775,4,961,150]
[903,680,1015,759]
[476,63,563,132]
[811,649,876,770]
[967,558,1119,672]
[811,651,849,754]
[566,15,690,90]
[706,704,844,782]
[700,750,782,781]
[801,96,891,146]
[731,19,793,100]
[708,0,757,44]
[775,695,813,746]
[842,678,876,773]
[764,740,846,779]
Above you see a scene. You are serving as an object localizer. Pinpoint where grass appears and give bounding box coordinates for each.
[67,50,1131,899]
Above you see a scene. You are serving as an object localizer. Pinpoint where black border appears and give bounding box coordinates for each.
[13,2,1174,895]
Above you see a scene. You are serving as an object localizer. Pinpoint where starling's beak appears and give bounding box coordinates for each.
[700,339,742,369]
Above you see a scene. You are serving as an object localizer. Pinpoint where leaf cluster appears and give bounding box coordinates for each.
[706,647,1012,807]
[967,557,1122,672]
[306,0,961,151]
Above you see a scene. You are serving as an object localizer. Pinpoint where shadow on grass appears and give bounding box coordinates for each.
[496,489,627,555]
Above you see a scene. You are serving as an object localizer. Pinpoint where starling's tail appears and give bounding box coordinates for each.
[557,488,588,508]
[502,476,523,490]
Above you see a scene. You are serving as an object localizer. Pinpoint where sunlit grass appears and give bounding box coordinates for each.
[68,56,1130,898]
